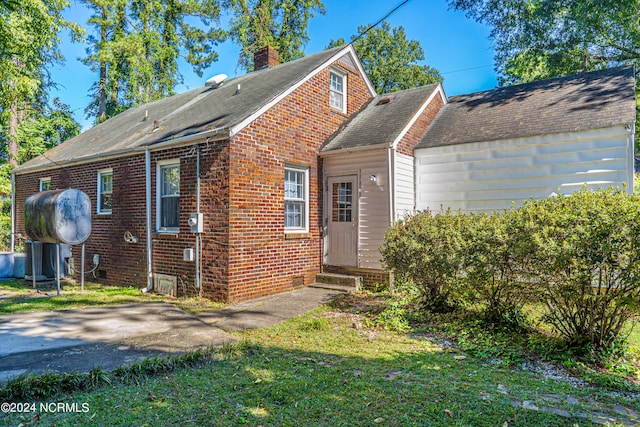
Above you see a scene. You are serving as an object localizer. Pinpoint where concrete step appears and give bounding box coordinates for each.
[308,282,355,293]
[311,272,361,292]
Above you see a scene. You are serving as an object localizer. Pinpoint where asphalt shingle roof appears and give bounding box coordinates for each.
[321,85,440,152]
[15,46,347,173]
[416,66,636,150]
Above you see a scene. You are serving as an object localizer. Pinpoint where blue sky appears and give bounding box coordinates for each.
[51,0,497,130]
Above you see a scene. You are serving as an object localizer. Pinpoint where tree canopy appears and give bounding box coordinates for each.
[82,0,226,123]
[328,21,442,94]
[448,0,640,85]
[226,0,326,70]
[0,0,82,166]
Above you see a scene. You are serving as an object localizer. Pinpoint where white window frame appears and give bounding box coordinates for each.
[39,178,51,191]
[97,169,113,214]
[284,165,309,233]
[330,69,347,113]
[156,160,180,233]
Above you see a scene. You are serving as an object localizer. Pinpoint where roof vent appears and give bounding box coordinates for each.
[376,95,395,106]
[205,73,228,88]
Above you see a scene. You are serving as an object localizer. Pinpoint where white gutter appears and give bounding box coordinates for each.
[144,148,153,291]
[319,144,388,157]
[10,173,15,252]
[12,128,230,176]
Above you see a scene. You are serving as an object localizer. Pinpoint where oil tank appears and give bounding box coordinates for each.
[24,189,92,245]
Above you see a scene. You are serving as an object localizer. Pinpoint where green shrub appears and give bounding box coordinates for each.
[382,187,640,352]
[521,188,640,350]
[458,211,533,331]
[381,209,467,312]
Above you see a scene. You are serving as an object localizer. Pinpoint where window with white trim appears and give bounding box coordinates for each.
[330,70,346,112]
[39,178,51,191]
[97,169,113,214]
[284,166,309,232]
[157,161,180,232]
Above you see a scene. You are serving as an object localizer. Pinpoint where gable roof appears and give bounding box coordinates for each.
[416,66,636,150]
[321,84,443,153]
[15,46,375,174]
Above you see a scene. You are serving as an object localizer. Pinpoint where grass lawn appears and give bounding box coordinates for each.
[1,293,638,426]
[0,280,225,315]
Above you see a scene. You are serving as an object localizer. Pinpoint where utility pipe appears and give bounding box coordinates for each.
[81,243,85,292]
[56,243,61,296]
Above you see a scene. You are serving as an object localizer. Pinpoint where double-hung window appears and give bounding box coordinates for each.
[330,70,346,113]
[157,161,180,232]
[284,166,309,232]
[97,169,113,214]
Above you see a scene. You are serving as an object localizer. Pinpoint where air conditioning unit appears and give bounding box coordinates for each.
[42,243,70,279]
[24,240,45,281]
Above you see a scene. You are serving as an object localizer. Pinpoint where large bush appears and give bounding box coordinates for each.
[521,188,640,349]
[382,188,640,350]
[381,209,467,311]
[459,210,534,330]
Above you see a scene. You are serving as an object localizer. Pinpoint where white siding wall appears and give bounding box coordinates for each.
[394,153,415,219]
[323,149,389,269]
[415,126,634,213]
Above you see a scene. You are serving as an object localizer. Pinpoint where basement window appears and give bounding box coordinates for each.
[157,161,180,232]
[330,70,347,113]
[284,166,309,233]
[97,169,113,214]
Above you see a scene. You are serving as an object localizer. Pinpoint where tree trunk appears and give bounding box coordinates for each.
[7,101,19,167]
[97,6,107,122]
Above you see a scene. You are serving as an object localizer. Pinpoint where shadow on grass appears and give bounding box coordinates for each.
[2,340,636,427]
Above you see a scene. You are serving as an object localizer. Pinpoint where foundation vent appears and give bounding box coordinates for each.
[154,273,177,296]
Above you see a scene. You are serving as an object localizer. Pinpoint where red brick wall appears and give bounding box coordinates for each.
[149,143,230,300]
[396,90,445,156]
[13,141,232,300]
[226,63,373,302]
[14,156,148,287]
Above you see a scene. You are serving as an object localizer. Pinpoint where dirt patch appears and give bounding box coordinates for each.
[327,293,387,315]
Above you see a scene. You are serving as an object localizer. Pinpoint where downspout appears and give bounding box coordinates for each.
[627,123,635,194]
[143,148,153,292]
[10,173,15,252]
[195,145,201,295]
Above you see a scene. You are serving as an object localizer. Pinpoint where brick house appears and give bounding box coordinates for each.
[10,47,636,302]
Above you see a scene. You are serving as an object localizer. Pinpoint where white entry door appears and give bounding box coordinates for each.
[326,176,358,266]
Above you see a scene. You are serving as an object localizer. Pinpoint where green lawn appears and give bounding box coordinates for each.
[0,280,225,315]
[1,293,638,427]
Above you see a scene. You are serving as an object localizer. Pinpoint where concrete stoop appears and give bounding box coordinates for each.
[309,272,361,293]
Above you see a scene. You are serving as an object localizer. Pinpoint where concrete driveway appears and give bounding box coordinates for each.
[0,287,342,383]
[0,302,235,383]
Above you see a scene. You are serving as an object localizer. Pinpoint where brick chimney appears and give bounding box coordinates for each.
[254,46,280,70]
